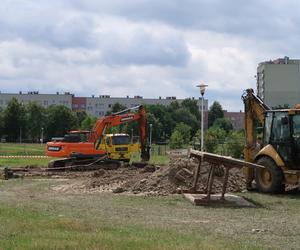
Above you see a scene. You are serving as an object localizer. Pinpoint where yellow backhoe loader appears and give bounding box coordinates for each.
[242,88,300,193]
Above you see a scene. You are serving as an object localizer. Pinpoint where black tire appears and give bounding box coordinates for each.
[255,157,284,194]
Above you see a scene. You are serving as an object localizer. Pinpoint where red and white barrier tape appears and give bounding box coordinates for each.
[0,156,49,158]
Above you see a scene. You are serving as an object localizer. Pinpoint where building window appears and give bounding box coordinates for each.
[44,100,48,106]
[108,104,112,108]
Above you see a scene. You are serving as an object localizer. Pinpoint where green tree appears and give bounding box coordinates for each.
[106,102,127,115]
[170,130,185,149]
[212,118,233,133]
[45,105,78,139]
[146,113,163,143]
[168,101,180,112]
[225,130,245,158]
[204,127,226,153]
[181,98,200,120]
[26,102,46,142]
[80,115,97,130]
[208,101,224,127]
[170,123,192,149]
[173,122,191,145]
[173,108,198,135]
[0,107,4,138]
[75,111,88,128]
[3,98,27,142]
[145,104,174,141]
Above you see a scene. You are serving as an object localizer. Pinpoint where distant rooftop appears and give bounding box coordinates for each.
[259,56,300,66]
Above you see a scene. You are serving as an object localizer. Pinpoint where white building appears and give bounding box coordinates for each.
[85,95,208,117]
[0,91,208,117]
[0,91,72,109]
[257,57,300,108]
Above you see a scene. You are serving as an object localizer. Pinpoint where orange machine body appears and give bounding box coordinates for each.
[46,105,149,161]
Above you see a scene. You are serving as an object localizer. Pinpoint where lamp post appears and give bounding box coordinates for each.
[19,127,22,144]
[41,127,44,145]
[149,124,153,147]
[196,83,208,152]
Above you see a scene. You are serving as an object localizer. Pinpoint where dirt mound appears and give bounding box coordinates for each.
[86,155,246,195]
[2,155,246,195]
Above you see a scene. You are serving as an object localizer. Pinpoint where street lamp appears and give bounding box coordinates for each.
[149,124,153,147]
[41,127,44,145]
[196,83,208,152]
[19,127,22,144]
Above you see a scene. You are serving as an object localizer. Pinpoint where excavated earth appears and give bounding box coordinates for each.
[51,154,246,195]
[4,154,246,195]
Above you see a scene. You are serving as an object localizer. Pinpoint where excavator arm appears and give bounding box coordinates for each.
[242,88,270,188]
[89,105,150,161]
[242,88,270,162]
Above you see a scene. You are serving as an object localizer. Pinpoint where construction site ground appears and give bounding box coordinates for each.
[1,152,300,249]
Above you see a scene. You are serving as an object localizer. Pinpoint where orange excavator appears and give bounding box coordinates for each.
[46,105,150,168]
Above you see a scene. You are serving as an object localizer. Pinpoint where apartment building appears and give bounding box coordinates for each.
[257,57,300,108]
[0,92,208,117]
[84,95,208,117]
[0,91,72,109]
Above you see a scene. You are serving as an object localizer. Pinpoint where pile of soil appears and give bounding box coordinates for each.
[86,155,246,195]
[4,154,246,195]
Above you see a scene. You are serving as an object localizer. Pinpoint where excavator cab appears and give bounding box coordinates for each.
[262,111,300,169]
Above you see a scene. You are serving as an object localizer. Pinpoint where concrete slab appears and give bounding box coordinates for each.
[183,193,256,207]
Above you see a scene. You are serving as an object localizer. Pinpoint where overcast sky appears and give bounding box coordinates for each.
[0,0,299,111]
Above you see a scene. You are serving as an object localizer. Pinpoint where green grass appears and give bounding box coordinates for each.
[0,143,170,167]
[131,152,169,165]
[1,145,300,249]
[0,158,52,167]
[0,203,226,250]
[0,143,45,156]
[1,179,287,250]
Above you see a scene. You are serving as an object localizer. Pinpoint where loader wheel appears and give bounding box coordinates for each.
[255,157,284,193]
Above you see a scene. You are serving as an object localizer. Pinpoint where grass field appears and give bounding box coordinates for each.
[0,178,300,249]
[0,143,45,156]
[0,143,51,167]
[0,143,169,167]
[1,143,300,249]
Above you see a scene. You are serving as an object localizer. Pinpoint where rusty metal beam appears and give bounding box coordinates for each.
[189,149,264,169]
[186,149,265,203]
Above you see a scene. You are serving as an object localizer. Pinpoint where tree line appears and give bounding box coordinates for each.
[0,97,244,158]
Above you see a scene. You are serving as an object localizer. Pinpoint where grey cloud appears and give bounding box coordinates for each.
[0,2,96,48]
[99,29,190,66]
[70,0,300,40]
[0,0,190,67]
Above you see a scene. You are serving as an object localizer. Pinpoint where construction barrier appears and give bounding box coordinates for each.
[0,156,49,158]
